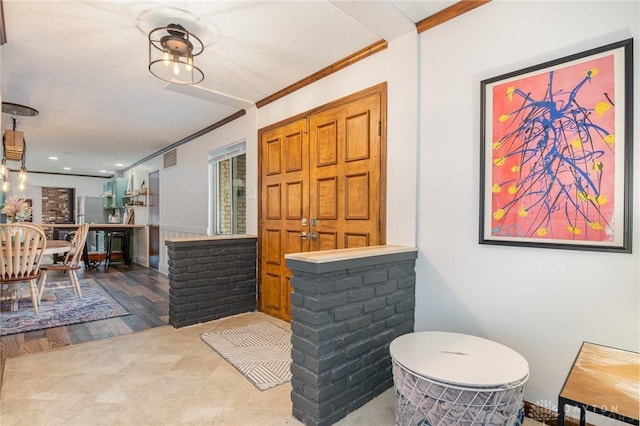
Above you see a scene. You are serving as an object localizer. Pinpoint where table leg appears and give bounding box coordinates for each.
[579,406,586,426]
[558,399,566,426]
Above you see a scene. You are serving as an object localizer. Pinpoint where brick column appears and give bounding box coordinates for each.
[286,246,418,426]
[165,236,257,328]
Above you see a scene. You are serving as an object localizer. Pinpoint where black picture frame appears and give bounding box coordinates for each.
[479,39,633,252]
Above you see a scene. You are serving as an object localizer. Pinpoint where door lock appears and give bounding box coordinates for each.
[307,232,319,241]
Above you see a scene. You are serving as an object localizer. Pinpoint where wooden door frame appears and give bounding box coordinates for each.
[257,82,388,313]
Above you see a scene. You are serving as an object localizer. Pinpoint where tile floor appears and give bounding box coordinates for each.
[1,312,542,425]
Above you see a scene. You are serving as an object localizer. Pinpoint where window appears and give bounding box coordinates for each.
[209,141,246,236]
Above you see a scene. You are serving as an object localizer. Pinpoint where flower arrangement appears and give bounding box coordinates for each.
[1,196,33,222]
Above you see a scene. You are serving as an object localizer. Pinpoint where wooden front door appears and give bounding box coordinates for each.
[259,85,386,321]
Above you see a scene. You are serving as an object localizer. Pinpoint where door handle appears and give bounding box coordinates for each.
[300,232,308,240]
[307,232,319,241]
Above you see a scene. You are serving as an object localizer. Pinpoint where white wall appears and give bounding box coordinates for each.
[417,0,639,409]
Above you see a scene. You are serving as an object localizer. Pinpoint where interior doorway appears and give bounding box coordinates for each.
[258,83,387,321]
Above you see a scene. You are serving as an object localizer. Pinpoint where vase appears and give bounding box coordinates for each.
[7,226,25,244]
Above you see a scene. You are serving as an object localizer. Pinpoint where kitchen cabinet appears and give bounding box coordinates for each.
[103,177,127,209]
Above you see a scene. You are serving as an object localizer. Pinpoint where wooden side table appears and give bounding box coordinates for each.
[558,342,639,426]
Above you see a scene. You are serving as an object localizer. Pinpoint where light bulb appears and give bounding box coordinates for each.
[163,51,170,66]
[19,168,27,184]
[19,182,25,191]
[173,60,180,76]
[185,56,193,72]
[2,181,9,192]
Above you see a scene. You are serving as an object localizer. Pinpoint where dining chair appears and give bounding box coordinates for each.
[38,223,90,302]
[0,223,47,314]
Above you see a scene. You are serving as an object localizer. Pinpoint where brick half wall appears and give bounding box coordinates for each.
[286,247,418,426]
[165,236,257,328]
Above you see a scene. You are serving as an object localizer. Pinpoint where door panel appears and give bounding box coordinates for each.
[259,88,384,321]
[264,273,282,310]
[309,92,381,251]
[260,119,309,321]
[345,172,369,219]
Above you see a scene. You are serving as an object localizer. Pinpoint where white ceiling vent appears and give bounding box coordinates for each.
[163,149,177,169]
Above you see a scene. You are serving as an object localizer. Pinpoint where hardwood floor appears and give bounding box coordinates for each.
[0,263,169,359]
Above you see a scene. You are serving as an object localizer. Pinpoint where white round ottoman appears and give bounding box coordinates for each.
[389,332,529,426]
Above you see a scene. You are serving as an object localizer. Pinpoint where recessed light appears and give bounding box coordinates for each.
[49,156,59,160]
[115,163,124,167]
[100,170,108,173]
[63,167,71,170]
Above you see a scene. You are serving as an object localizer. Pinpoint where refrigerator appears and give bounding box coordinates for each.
[77,196,106,224]
[77,196,107,253]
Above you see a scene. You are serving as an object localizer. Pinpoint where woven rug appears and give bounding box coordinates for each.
[0,279,130,336]
[200,322,292,391]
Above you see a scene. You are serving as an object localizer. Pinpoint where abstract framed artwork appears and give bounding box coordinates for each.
[480,39,633,252]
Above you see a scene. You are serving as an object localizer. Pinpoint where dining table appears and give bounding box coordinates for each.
[42,239,72,257]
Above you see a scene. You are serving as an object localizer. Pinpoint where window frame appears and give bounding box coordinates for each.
[208,141,246,236]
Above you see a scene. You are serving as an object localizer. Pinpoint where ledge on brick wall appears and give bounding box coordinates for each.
[165,235,258,247]
[285,245,418,273]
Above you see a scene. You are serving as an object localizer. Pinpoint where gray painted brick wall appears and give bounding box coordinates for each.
[165,237,257,328]
[287,250,418,426]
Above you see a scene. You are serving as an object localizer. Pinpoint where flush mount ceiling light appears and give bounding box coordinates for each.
[1,102,38,192]
[148,23,204,85]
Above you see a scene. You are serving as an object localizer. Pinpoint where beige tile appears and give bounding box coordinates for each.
[246,382,294,410]
[67,400,183,426]
[190,377,254,408]
[93,373,161,404]
[233,408,303,426]
[0,311,547,426]
[165,354,222,378]
[28,373,113,402]
[0,369,66,400]
[133,375,210,405]
[115,353,182,375]
[0,399,79,425]
[178,405,242,426]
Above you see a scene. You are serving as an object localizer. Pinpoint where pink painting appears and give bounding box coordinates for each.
[480,39,632,251]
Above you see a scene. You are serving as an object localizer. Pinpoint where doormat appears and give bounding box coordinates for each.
[0,279,130,336]
[200,322,292,391]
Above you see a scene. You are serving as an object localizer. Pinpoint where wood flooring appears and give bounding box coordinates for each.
[0,263,169,359]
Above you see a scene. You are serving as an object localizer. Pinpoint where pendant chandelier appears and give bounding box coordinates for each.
[148,23,204,85]
[1,102,38,192]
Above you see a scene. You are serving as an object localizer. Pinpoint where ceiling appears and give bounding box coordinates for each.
[1,0,456,178]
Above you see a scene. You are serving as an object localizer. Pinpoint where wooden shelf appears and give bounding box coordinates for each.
[123,191,147,207]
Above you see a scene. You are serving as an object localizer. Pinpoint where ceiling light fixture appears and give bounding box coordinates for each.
[1,102,39,192]
[148,23,204,85]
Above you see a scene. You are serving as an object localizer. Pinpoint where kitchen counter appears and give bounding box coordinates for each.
[39,223,146,230]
